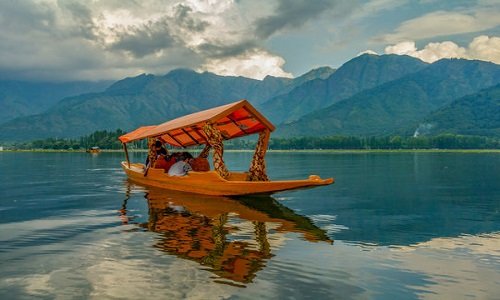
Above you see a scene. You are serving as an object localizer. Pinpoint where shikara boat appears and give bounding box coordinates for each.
[118,100,333,196]
[86,146,101,153]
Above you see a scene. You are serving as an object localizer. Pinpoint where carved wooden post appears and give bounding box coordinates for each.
[248,129,270,181]
[144,138,156,176]
[202,123,229,179]
[198,144,211,158]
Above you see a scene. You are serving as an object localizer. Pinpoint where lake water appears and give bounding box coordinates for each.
[0,151,499,299]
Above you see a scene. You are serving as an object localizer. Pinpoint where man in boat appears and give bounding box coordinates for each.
[190,156,210,171]
[146,140,168,166]
[168,152,194,176]
[153,154,176,171]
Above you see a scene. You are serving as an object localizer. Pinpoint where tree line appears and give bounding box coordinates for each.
[267,135,499,150]
[12,129,126,150]
[9,129,500,150]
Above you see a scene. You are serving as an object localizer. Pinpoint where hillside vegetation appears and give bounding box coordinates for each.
[0,55,499,143]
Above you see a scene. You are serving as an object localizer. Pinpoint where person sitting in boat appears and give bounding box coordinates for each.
[171,152,183,162]
[190,156,210,171]
[155,140,168,156]
[146,140,168,166]
[168,152,194,176]
[153,154,176,171]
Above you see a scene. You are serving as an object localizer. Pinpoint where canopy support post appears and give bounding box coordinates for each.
[248,129,270,181]
[198,144,211,158]
[122,142,130,168]
[203,123,229,179]
[144,138,156,177]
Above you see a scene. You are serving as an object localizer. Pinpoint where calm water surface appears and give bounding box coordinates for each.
[0,151,499,299]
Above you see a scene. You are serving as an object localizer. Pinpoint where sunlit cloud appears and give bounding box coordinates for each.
[357,50,378,56]
[383,35,500,64]
[199,49,293,79]
[385,41,467,62]
[468,35,500,63]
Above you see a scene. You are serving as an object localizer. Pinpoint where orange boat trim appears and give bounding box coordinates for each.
[122,162,333,196]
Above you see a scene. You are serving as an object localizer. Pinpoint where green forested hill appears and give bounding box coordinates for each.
[0,69,324,141]
[1,56,499,143]
[276,59,500,137]
[414,84,500,137]
[260,54,428,124]
[0,80,111,124]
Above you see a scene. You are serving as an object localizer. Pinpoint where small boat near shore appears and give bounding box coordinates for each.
[118,100,333,196]
[86,146,101,154]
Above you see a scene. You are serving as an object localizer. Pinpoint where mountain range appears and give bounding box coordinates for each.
[276,57,500,137]
[0,54,498,142]
[0,80,111,124]
[261,54,428,124]
[0,68,332,141]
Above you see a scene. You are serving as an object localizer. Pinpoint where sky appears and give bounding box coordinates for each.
[0,0,499,82]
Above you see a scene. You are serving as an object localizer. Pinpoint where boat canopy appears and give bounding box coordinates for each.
[118,100,275,147]
[119,125,158,144]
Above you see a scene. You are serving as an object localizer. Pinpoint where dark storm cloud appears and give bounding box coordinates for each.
[109,4,210,58]
[254,0,340,39]
[110,19,177,58]
[173,4,209,32]
[0,1,55,32]
[57,1,97,39]
[197,40,259,59]
[0,1,97,40]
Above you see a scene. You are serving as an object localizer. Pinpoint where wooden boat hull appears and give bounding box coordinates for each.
[121,162,334,196]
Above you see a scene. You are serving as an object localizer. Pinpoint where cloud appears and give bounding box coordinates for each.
[384,41,467,62]
[381,9,500,43]
[172,4,209,32]
[0,1,498,82]
[199,49,293,79]
[384,35,500,64]
[468,35,500,63]
[0,0,294,81]
[108,19,178,58]
[357,50,378,56]
[253,0,343,39]
[196,40,260,59]
[57,1,98,40]
[352,0,409,20]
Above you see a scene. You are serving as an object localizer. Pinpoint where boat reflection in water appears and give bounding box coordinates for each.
[121,182,332,286]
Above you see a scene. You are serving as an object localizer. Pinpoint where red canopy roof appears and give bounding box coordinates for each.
[118,100,275,147]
